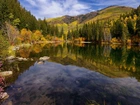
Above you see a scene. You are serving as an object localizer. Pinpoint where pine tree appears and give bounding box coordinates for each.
[0,0,10,26]
[59,27,64,38]
[136,17,140,36]
[111,20,123,39]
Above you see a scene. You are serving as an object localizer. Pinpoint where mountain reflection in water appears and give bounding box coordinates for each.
[1,43,140,105]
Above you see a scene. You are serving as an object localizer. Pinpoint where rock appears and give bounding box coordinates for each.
[6,56,15,60]
[0,92,9,100]
[16,57,28,61]
[23,58,28,61]
[37,61,44,65]
[0,71,13,77]
[39,56,50,61]
[17,57,22,61]
[30,58,34,61]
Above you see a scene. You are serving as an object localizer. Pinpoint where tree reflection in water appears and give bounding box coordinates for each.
[1,43,140,105]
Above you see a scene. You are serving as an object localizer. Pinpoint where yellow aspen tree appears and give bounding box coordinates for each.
[133,14,138,21]
[20,28,32,43]
[32,30,43,43]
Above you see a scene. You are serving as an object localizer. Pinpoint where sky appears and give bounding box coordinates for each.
[18,0,140,19]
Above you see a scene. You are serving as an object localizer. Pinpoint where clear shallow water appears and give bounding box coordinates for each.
[1,44,140,105]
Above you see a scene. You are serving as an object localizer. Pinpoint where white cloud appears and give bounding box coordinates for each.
[19,0,140,19]
[89,0,140,7]
[22,0,91,19]
[26,0,36,6]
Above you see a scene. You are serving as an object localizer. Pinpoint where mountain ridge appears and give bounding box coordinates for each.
[46,6,133,24]
[46,5,133,33]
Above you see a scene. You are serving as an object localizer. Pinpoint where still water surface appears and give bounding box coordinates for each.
[2,43,140,105]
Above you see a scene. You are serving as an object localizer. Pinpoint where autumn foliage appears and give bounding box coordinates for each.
[20,28,32,43]
[19,29,47,44]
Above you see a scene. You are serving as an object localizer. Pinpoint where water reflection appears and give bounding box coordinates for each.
[6,43,140,82]
[2,61,140,105]
[1,43,140,105]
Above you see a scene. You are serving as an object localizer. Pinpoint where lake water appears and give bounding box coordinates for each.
[1,43,140,105]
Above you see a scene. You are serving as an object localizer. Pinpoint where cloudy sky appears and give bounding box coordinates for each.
[18,0,140,19]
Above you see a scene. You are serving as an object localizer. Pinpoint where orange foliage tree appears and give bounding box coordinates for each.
[20,28,32,43]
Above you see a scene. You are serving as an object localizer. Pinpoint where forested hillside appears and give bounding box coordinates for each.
[0,0,64,48]
[46,6,132,34]
[47,6,132,24]
[0,0,38,30]
[67,6,140,45]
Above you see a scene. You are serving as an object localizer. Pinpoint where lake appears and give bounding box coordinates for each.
[1,43,140,105]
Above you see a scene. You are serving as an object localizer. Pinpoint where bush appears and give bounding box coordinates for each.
[0,31,9,58]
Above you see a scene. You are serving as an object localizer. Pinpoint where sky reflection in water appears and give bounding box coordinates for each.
[2,60,140,105]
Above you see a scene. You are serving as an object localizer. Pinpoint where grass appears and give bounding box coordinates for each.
[46,16,65,23]
[86,6,132,23]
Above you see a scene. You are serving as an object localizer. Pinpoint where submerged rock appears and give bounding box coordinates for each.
[0,92,9,100]
[37,61,44,65]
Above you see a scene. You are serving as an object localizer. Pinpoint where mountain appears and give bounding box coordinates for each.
[47,11,98,24]
[46,6,133,33]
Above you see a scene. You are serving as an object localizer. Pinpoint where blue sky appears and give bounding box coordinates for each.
[18,0,140,19]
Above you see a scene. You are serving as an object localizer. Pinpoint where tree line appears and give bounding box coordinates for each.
[67,5,140,44]
[1,0,140,49]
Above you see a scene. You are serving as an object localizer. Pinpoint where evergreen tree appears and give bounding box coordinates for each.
[0,0,10,26]
[136,17,140,36]
[67,30,72,40]
[127,19,135,36]
[59,27,64,38]
[110,20,123,39]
